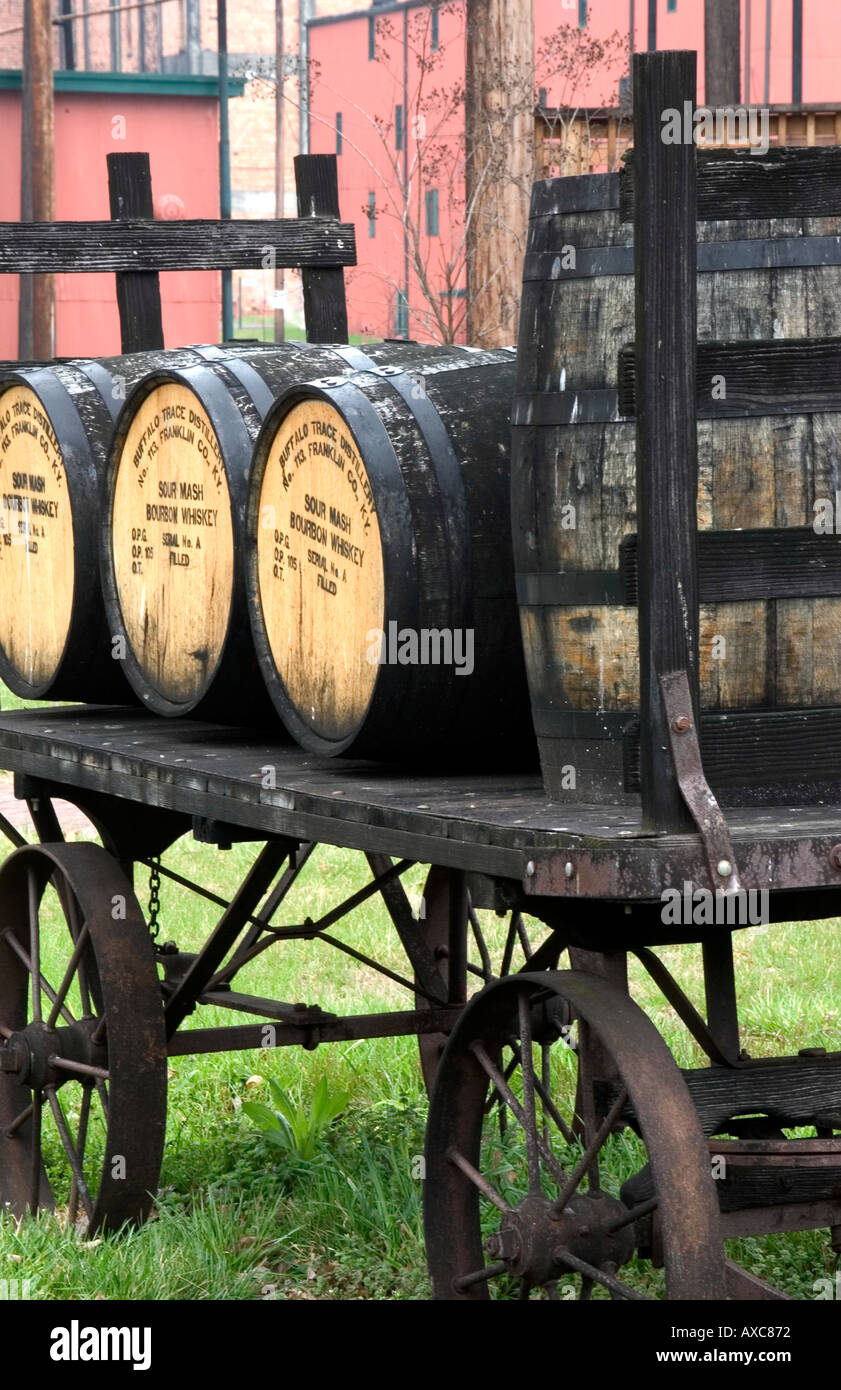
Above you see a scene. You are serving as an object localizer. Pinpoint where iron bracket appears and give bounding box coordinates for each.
[660,670,742,895]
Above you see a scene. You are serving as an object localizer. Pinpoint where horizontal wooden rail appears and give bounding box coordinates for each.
[619,336,841,417]
[620,528,841,604]
[621,146,841,220]
[0,218,356,273]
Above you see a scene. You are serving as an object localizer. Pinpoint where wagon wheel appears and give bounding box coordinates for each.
[424,970,726,1299]
[415,867,565,1093]
[0,842,167,1234]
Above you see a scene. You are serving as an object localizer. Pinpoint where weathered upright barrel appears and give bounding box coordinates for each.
[512,170,841,804]
[0,347,228,702]
[247,344,537,765]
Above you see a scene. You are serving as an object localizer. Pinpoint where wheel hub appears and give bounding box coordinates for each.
[0,1019,104,1092]
[484,1190,635,1286]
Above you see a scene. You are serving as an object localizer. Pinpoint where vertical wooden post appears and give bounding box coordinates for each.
[274,0,286,343]
[702,936,740,1062]
[17,0,33,360]
[107,152,164,352]
[294,154,348,343]
[465,0,533,348]
[704,0,741,106]
[633,50,699,834]
[23,0,55,360]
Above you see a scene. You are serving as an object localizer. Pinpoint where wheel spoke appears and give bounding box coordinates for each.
[3,933,74,1025]
[68,1084,93,1227]
[95,1079,110,1122]
[46,922,91,1030]
[500,913,519,978]
[45,1086,94,1222]
[482,1051,518,1115]
[551,1086,629,1216]
[507,1038,575,1144]
[65,892,94,1017]
[467,903,493,981]
[470,1041,568,1185]
[515,913,533,961]
[5,1099,34,1138]
[446,1145,511,1215]
[48,1055,110,1082]
[554,1245,649,1301]
[607,1196,658,1234]
[517,991,541,1195]
[29,1088,43,1215]
[28,869,41,1024]
[453,1260,508,1291]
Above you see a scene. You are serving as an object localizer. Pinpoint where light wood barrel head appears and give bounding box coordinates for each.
[0,384,74,687]
[111,382,234,706]
[256,398,385,741]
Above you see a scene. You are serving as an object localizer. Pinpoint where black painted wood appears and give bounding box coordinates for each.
[0,218,356,273]
[623,707,841,799]
[633,50,700,833]
[619,337,841,418]
[523,236,841,282]
[621,144,841,222]
[620,528,841,604]
[294,155,349,343]
[107,152,164,354]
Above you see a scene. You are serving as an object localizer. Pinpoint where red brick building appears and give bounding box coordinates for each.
[308,0,841,341]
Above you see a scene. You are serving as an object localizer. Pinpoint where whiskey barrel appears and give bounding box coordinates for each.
[247,344,537,764]
[100,342,358,719]
[511,172,841,804]
[0,346,224,702]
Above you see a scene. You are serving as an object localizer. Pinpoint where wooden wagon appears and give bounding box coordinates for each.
[1,51,841,1304]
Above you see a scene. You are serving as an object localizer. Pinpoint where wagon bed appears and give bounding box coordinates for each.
[0,706,838,915]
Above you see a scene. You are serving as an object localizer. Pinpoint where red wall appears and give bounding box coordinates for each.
[311,0,841,342]
[0,89,221,358]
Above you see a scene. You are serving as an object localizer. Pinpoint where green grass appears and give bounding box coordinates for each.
[0,691,839,1299]
[227,313,381,347]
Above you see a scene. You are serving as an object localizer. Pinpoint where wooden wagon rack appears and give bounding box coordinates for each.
[1,51,841,1304]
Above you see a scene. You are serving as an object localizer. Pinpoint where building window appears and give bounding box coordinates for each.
[431,5,439,50]
[667,0,677,10]
[578,0,587,26]
[538,86,547,110]
[396,290,409,338]
[336,113,343,155]
[395,104,404,150]
[368,16,375,59]
[425,189,439,237]
[367,192,376,238]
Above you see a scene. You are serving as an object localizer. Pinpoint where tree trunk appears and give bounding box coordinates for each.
[465,0,534,349]
[704,0,741,107]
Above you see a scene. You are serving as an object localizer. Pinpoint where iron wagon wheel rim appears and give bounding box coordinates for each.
[423,969,727,1300]
[0,841,167,1233]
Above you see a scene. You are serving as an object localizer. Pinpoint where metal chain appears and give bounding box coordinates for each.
[148,857,162,941]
